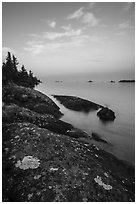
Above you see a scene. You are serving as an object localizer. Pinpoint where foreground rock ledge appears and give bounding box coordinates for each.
[3,122,134,202]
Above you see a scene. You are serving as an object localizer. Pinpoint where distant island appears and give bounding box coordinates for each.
[87,80,93,83]
[55,80,63,83]
[119,80,135,83]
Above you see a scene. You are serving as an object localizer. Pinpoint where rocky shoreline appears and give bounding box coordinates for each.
[2,83,135,202]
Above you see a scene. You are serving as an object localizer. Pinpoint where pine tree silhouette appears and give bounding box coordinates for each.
[2,52,41,88]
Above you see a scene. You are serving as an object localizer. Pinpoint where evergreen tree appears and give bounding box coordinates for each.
[4,52,14,81]
[12,55,18,71]
[2,52,42,88]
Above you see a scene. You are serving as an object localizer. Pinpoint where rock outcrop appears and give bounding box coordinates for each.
[97,107,116,121]
[3,83,62,119]
[2,83,134,202]
[53,95,102,111]
[92,132,108,144]
[3,122,135,202]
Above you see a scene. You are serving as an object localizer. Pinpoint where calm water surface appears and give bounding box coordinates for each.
[36,81,135,165]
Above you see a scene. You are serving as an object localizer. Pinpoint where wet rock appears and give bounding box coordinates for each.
[92,132,108,144]
[53,95,102,111]
[97,107,116,121]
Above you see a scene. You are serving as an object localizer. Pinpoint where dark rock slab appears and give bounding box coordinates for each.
[53,95,102,112]
[3,122,134,202]
[92,132,108,144]
[97,107,116,121]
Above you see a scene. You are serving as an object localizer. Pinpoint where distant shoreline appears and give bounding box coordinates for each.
[119,80,135,83]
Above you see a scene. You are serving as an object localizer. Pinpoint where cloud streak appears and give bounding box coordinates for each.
[123,2,134,11]
[47,20,56,28]
[118,21,134,30]
[67,7,84,19]
[82,12,99,26]
[43,29,82,40]
[67,6,100,27]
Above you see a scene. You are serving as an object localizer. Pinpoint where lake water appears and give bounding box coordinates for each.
[36,81,135,165]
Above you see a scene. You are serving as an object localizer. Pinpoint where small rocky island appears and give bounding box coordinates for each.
[2,53,135,202]
[119,80,135,83]
[110,80,115,83]
[87,80,93,83]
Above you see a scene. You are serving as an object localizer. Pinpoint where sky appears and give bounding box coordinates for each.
[2,2,135,82]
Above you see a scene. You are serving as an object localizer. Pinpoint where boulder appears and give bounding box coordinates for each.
[97,107,116,121]
[67,128,90,139]
[92,132,108,144]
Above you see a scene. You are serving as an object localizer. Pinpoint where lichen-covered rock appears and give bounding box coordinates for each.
[2,83,62,118]
[2,103,88,138]
[3,122,134,202]
[15,156,40,170]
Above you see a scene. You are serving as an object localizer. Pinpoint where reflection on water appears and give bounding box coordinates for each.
[36,82,135,165]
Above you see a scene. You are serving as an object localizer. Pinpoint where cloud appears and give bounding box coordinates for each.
[47,20,56,28]
[23,28,87,55]
[67,7,84,19]
[24,44,45,55]
[62,24,72,31]
[118,21,133,29]
[115,31,126,36]
[23,32,108,56]
[67,6,100,27]
[43,29,82,40]
[82,12,99,26]
[88,2,95,9]
[123,2,134,11]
